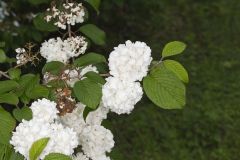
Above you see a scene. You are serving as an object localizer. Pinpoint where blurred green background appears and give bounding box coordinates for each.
[1,0,240,159]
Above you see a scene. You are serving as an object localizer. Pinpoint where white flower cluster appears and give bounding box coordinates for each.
[60,103,113,160]
[15,48,27,65]
[45,3,85,29]
[10,99,79,160]
[72,153,89,160]
[102,77,143,114]
[109,40,152,82]
[40,36,87,63]
[80,125,113,160]
[102,40,152,114]
[0,1,9,22]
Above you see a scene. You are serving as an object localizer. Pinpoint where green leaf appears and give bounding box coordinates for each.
[44,153,72,160]
[13,106,33,122]
[85,0,101,14]
[29,138,50,160]
[143,66,186,109]
[26,85,49,99]
[9,151,24,160]
[0,42,5,48]
[79,24,106,46]
[8,68,21,80]
[0,93,19,105]
[84,71,106,84]
[15,74,36,97]
[28,0,50,5]
[0,144,12,160]
[0,107,16,145]
[83,106,94,122]
[73,78,102,109]
[0,80,19,94]
[162,41,186,58]
[42,61,65,75]
[0,49,7,63]
[163,60,189,83]
[33,13,58,32]
[74,52,106,67]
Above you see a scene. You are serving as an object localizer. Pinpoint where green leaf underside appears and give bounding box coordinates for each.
[84,71,106,84]
[13,106,33,122]
[29,138,50,160]
[0,107,16,145]
[8,68,21,80]
[79,24,106,46]
[44,153,72,160]
[73,78,102,109]
[74,52,106,67]
[0,93,19,105]
[162,41,186,58]
[33,13,58,32]
[85,0,101,14]
[26,85,49,99]
[163,60,189,83]
[143,66,186,109]
[42,61,65,75]
[0,80,19,94]
[0,49,7,63]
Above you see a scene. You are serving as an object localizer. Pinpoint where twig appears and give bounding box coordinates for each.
[0,71,10,79]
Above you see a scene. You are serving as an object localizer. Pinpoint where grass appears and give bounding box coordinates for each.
[98,0,240,159]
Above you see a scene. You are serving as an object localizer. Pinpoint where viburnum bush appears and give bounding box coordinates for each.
[0,0,189,160]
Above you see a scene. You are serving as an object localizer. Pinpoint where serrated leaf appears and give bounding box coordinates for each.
[26,85,49,99]
[84,71,105,84]
[74,52,106,67]
[8,68,21,80]
[162,41,186,58]
[0,93,19,105]
[29,138,50,160]
[0,80,19,94]
[163,60,189,83]
[44,153,72,160]
[13,106,32,122]
[73,78,102,109]
[42,61,65,75]
[143,66,186,109]
[79,24,106,46]
[0,49,7,63]
[85,0,101,14]
[33,13,58,32]
[0,107,16,145]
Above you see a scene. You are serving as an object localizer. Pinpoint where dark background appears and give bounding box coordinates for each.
[1,0,240,159]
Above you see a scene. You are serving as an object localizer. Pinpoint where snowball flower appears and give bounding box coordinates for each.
[60,103,109,136]
[11,98,79,160]
[10,120,52,159]
[80,125,114,160]
[109,40,152,82]
[59,103,86,136]
[40,36,87,63]
[102,77,143,114]
[72,153,89,160]
[30,98,58,123]
[49,123,79,155]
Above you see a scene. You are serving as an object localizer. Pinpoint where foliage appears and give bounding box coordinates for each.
[99,0,240,159]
